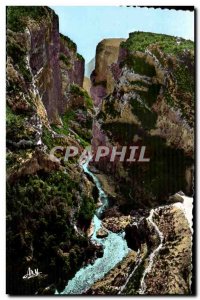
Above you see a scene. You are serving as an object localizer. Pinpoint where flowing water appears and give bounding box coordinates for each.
[58,158,129,295]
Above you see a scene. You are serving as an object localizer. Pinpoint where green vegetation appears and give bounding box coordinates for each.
[18,58,32,82]
[70,84,93,110]
[164,90,174,107]
[59,53,70,66]
[7,42,26,63]
[78,196,96,226]
[121,31,194,56]
[42,127,56,150]
[6,105,34,143]
[7,6,48,32]
[102,122,139,144]
[130,99,157,130]
[60,34,76,52]
[7,105,24,129]
[104,98,120,118]
[51,109,91,147]
[6,111,24,142]
[84,95,93,110]
[77,53,84,61]
[7,171,96,294]
[137,84,161,107]
[51,111,75,135]
[70,84,88,97]
[174,64,194,95]
[122,55,156,77]
[7,41,32,82]
[164,63,194,123]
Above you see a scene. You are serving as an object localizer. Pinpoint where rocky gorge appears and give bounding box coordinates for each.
[6,6,194,295]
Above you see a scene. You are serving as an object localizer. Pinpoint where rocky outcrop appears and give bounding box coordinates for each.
[28,10,62,124]
[91,38,125,107]
[59,34,84,112]
[7,149,61,182]
[123,203,192,295]
[96,228,108,238]
[91,32,194,211]
[142,205,192,295]
[7,7,85,124]
[87,199,192,295]
[102,215,133,233]
[85,251,138,295]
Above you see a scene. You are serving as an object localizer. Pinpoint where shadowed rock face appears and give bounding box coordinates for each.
[125,219,151,251]
[91,32,194,210]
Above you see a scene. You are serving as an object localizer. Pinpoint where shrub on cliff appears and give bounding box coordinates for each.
[121,31,194,55]
[60,34,77,52]
[7,6,48,32]
[6,170,95,294]
[78,196,96,227]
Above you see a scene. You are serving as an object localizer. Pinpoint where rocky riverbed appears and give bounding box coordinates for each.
[86,195,193,295]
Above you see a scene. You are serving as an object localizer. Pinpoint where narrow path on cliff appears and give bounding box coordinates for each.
[138,208,164,294]
[117,208,164,295]
[57,156,129,295]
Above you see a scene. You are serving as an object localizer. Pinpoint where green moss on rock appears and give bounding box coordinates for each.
[7,6,49,32]
[59,53,70,67]
[122,55,156,77]
[121,31,194,56]
[60,33,77,52]
[7,40,32,82]
[77,53,84,61]
[130,99,157,130]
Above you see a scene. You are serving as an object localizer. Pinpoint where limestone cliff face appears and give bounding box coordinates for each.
[28,10,62,124]
[7,7,85,124]
[59,34,85,112]
[91,38,125,106]
[92,32,194,210]
[6,6,96,295]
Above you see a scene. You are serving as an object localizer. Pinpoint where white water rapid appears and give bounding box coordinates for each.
[57,157,129,295]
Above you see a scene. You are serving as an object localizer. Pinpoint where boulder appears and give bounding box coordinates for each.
[168,193,184,204]
[96,228,108,238]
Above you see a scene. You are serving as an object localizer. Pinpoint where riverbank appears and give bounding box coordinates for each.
[95,173,117,198]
